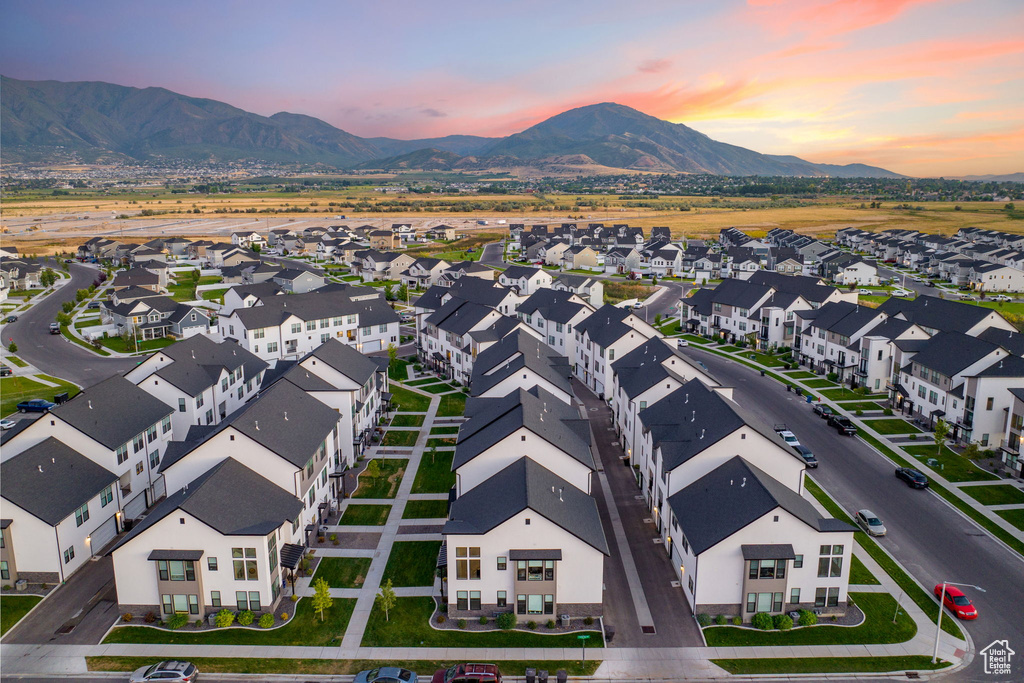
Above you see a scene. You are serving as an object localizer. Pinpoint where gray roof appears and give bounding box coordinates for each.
[470,330,572,397]
[52,376,173,450]
[147,335,268,396]
[230,286,399,329]
[1,437,117,526]
[668,456,853,555]
[908,331,999,378]
[305,338,382,385]
[425,299,496,335]
[517,289,590,324]
[575,305,644,348]
[111,458,303,551]
[877,295,998,334]
[976,327,1024,357]
[612,338,715,399]
[444,457,608,554]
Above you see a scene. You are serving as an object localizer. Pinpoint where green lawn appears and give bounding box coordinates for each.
[426,437,457,448]
[98,335,176,354]
[402,499,449,519]
[381,541,442,587]
[60,324,111,355]
[103,597,355,646]
[430,426,459,435]
[839,401,888,412]
[996,508,1024,531]
[421,382,458,394]
[352,459,407,499]
[339,504,392,526]
[681,334,710,344]
[1,375,79,417]
[902,445,999,482]
[718,345,743,353]
[312,557,373,589]
[361,596,603,647]
[783,370,815,379]
[960,484,1024,506]
[87,657,601,677]
[436,393,466,417]
[74,317,104,328]
[388,359,411,382]
[862,418,923,434]
[411,450,456,493]
[389,386,431,413]
[741,352,786,367]
[406,377,443,386]
[802,378,838,388]
[703,593,914,646]
[820,388,887,401]
[1,595,42,635]
[850,555,880,585]
[712,656,949,675]
[6,356,28,368]
[381,429,419,447]
[390,414,425,427]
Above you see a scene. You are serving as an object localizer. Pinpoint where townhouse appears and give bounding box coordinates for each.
[420,298,526,384]
[469,329,573,403]
[271,268,325,294]
[551,274,603,308]
[516,288,594,365]
[573,305,659,398]
[794,303,887,383]
[498,266,554,296]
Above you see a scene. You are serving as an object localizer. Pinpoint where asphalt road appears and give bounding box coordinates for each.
[3,260,137,387]
[682,347,1024,681]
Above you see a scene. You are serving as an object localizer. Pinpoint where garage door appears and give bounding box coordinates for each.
[90,515,118,554]
[123,492,147,520]
[152,475,166,502]
[362,339,381,353]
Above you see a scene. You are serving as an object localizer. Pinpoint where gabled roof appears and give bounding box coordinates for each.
[304,338,382,385]
[454,386,594,470]
[976,326,1024,356]
[878,295,999,334]
[426,299,496,335]
[416,279,513,311]
[575,305,644,348]
[444,457,608,554]
[146,335,268,395]
[612,338,714,398]
[1,437,118,526]
[51,376,173,450]
[501,265,547,281]
[470,329,572,396]
[907,331,1001,377]
[230,286,399,329]
[747,271,837,304]
[668,456,853,555]
[517,288,591,324]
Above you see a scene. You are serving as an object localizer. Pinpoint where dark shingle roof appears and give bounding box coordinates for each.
[444,457,608,554]
[907,331,1000,377]
[574,305,640,347]
[612,338,715,398]
[230,286,399,329]
[52,376,173,450]
[470,329,572,396]
[517,289,590,324]
[1,437,117,526]
[305,338,382,385]
[976,326,1024,357]
[877,295,999,334]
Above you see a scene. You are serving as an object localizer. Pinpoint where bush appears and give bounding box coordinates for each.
[121,613,133,623]
[144,612,157,624]
[497,611,517,630]
[583,616,594,626]
[166,613,189,630]
[457,619,467,629]
[194,619,203,628]
[827,372,838,382]
[715,614,727,625]
[732,616,742,626]
[279,612,289,621]
[774,614,793,630]
[214,609,235,628]
[329,534,337,543]
[856,409,863,416]
[546,619,556,629]
[751,612,774,630]
[237,610,254,626]
[798,609,817,627]
[696,613,712,627]
[436,614,446,624]
[527,620,537,630]
[479,616,489,625]
[909,433,918,441]
[884,408,893,416]
[258,613,275,629]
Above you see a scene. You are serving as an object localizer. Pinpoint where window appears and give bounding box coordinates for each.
[178,398,186,413]
[75,502,90,527]
[0,560,8,580]
[815,587,841,607]
[750,559,786,579]
[208,557,218,572]
[497,591,507,607]
[249,591,261,611]
[790,588,800,604]
[253,328,265,339]
[64,545,75,564]
[517,594,527,614]
[306,321,316,331]
[817,545,844,578]
[455,547,480,580]
[545,560,554,581]
[793,554,803,569]
[205,409,213,424]
[544,594,554,614]
[162,594,173,615]
[133,433,145,453]
[497,556,507,571]
[233,547,258,581]
[267,342,278,353]
[210,591,221,607]
[147,424,158,443]
[149,451,159,469]
[986,397,994,410]
[196,395,204,409]
[470,591,481,610]
[116,444,129,465]
[221,377,229,392]
[527,594,543,614]
[136,461,144,475]
[161,415,172,434]
[291,323,302,334]
[100,485,114,507]
[236,591,249,611]
[268,534,278,572]
[457,591,468,611]
[526,560,544,581]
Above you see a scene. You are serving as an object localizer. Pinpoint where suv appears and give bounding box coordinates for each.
[49,322,61,334]
[828,415,858,435]
[793,445,818,468]
[432,664,502,683]
[129,661,198,683]
[813,403,833,419]
[896,467,929,489]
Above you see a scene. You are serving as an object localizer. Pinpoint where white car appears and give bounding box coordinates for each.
[776,429,800,448]
[0,418,17,430]
[891,289,913,297]
[992,294,1012,302]
[856,509,887,537]
[677,339,689,348]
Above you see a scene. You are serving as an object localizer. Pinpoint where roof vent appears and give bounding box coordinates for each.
[88,400,93,410]
[700,428,705,439]
[255,420,260,430]
[37,465,43,473]
[691,411,696,422]
[559,487,564,502]
[741,477,746,487]
[284,412,289,420]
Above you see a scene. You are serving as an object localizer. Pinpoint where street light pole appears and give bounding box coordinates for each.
[932,581,984,663]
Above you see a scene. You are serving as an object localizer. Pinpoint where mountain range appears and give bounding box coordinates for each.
[1,76,903,177]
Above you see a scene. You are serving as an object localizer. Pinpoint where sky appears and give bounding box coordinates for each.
[2,0,1023,177]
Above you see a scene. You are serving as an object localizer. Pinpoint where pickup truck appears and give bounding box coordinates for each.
[432,664,502,683]
[828,415,858,435]
[774,424,800,447]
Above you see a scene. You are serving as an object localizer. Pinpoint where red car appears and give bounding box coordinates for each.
[432,664,502,683]
[934,584,978,620]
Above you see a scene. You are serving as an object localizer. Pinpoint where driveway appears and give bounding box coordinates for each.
[574,379,704,648]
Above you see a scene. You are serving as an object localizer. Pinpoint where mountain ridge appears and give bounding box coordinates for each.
[1,76,904,177]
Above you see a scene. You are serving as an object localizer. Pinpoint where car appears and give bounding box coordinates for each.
[87,301,101,309]
[934,584,978,620]
[774,425,800,447]
[128,660,198,683]
[633,301,644,309]
[793,445,818,468]
[856,509,887,536]
[0,419,17,430]
[925,280,936,287]
[813,403,833,419]
[676,339,689,348]
[959,293,975,301]
[891,289,913,297]
[64,258,74,263]
[0,364,11,377]
[895,466,929,488]
[992,294,1012,302]
[432,664,502,683]
[355,667,418,683]
[828,415,858,435]
[17,399,56,413]
[4,314,17,323]
[49,322,61,334]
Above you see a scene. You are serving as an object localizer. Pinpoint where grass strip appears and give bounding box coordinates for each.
[390,386,431,413]
[436,392,467,417]
[60,324,111,355]
[312,557,372,589]
[850,554,881,585]
[960,484,1024,506]
[412,449,455,493]
[1,595,42,635]
[711,656,950,675]
[339,504,391,526]
[426,437,457,448]
[87,657,601,677]
[402,499,449,519]
[352,459,407,499]
[6,355,28,367]
[862,418,923,434]
[996,508,1024,531]
[429,426,460,435]
[382,541,442,586]
[381,429,419,447]
[390,413,425,427]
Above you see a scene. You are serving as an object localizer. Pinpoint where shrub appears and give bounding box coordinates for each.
[732,616,742,626]
[329,534,337,543]
[436,614,446,624]
[527,620,537,630]
[497,611,517,630]
[715,614,727,625]
[167,613,189,630]
[259,613,275,629]
[856,409,863,416]
[279,612,289,621]
[546,619,556,629]
[215,609,235,628]
[909,434,918,441]
[479,616,489,626]
[457,619,467,629]
[696,613,712,627]
[144,612,157,624]
[798,609,817,627]
[751,612,774,630]
[583,616,594,626]
[237,610,254,626]
[121,613,133,623]
[884,408,893,416]
[290,594,299,602]
[194,619,203,628]
[827,372,838,381]
[774,614,793,630]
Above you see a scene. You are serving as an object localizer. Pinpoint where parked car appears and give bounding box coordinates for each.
[355,667,418,683]
[17,399,56,413]
[891,289,913,297]
[49,322,61,334]
[4,314,17,323]
[813,403,833,419]
[959,293,975,301]
[432,664,502,683]
[793,445,818,468]
[895,467,929,489]
[128,660,198,683]
[774,424,800,447]
[0,418,17,430]
[934,584,979,620]
[828,415,858,435]
[856,509,887,536]
[87,301,101,309]
[0,364,11,377]
[676,338,689,348]
[992,294,1012,302]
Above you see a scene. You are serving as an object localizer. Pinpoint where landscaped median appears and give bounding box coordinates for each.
[711,656,949,675]
[352,459,407,498]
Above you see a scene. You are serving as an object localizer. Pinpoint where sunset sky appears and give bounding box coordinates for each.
[2,0,1022,176]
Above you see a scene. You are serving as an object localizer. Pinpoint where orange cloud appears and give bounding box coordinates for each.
[745,0,941,38]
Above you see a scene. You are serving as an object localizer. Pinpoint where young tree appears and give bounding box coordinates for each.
[56,312,71,327]
[76,288,88,302]
[8,342,17,354]
[384,284,395,301]
[365,458,381,480]
[429,445,437,465]
[376,578,397,622]
[311,577,333,622]
[396,284,408,303]
[934,418,950,459]
[251,243,262,253]
[387,343,398,367]
[190,268,201,285]
[61,301,75,314]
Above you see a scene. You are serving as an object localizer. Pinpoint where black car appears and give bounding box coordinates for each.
[813,404,834,419]
[793,444,818,468]
[4,315,17,323]
[896,467,929,488]
[87,301,101,309]
[828,415,858,435]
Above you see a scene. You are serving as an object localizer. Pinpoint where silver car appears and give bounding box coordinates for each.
[856,509,887,537]
[129,661,198,683]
